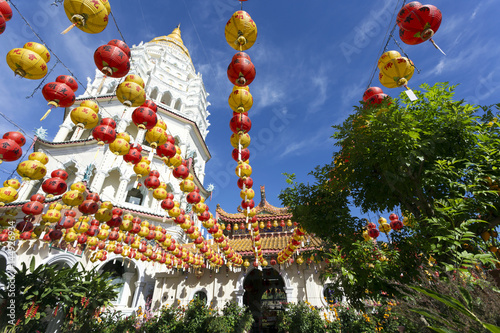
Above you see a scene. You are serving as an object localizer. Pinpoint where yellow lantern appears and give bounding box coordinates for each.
[74,218,90,234]
[109,137,130,156]
[62,0,110,34]
[168,202,181,218]
[153,185,168,201]
[17,152,49,181]
[230,132,251,149]
[64,229,78,242]
[116,80,146,107]
[296,256,304,265]
[120,219,133,232]
[70,106,99,129]
[235,161,252,178]
[62,190,85,208]
[0,179,20,206]
[377,51,401,70]
[259,221,265,229]
[133,157,151,179]
[272,220,279,228]
[243,259,250,268]
[124,74,144,88]
[95,201,113,222]
[286,219,293,227]
[225,11,258,51]
[145,126,167,149]
[6,42,50,80]
[80,100,99,112]
[378,222,391,233]
[180,179,195,193]
[229,86,253,113]
[243,208,256,218]
[378,51,415,89]
[70,181,86,193]
[116,132,131,142]
[42,203,63,224]
[240,188,255,200]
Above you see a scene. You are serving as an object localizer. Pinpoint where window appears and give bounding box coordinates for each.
[323,283,340,304]
[193,290,207,304]
[126,188,143,205]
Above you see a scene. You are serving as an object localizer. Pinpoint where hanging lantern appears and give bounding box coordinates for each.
[235,161,252,178]
[153,182,168,201]
[230,132,251,149]
[144,170,161,191]
[42,169,69,197]
[232,147,250,162]
[397,2,444,53]
[123,143,143,165]
[116,75,146,107]
[156,142,176,162]
[61,182,86,208]
[362,87,389,106]
[230,114,252,133]
[0,179,20,206]
[186,190,201,204]
[62,0,110,35]
[225,11,258,51]
[92,117,117,145]
[227,52,256,87]
[40,75,78,121]
[94,40,130,79]
[16,152,49,181]
[0,0,12,35]
[6,42,50,80]
[133,157,151,182]
[179,179,195,193]
[172,164,189,179]
[237,176,253,189]
[378,51,415,90]
[0,131,26,164]
[132,106,157,130]
[70,103,100,129]
[229,86,253,113]
[109,133,130,156]
[145,125,167,149]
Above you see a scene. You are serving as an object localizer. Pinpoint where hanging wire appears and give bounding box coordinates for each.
[391,35,421,74]
[25,61,60,99]
[366,0,407,89]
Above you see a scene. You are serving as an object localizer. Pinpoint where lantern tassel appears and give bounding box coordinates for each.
[40,107,53,121]
[429,38,446,56]
[61,22,77,35]
[97,75,107,94]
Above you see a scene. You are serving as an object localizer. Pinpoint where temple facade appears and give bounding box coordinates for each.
[0,26,330,332]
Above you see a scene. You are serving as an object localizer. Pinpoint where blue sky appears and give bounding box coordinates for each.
[1,0,499,218]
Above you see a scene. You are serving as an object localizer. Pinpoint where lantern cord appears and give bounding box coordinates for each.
[390,35,421,74]
[366,0,406,89]
[109,11,139,74]
[26,61,60,99]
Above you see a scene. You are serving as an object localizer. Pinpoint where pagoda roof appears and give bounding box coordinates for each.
[229,233,321,255]
[216,185,291,222]
[148,25,191,60]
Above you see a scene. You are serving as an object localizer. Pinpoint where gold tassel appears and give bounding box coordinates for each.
[61,23,77,35]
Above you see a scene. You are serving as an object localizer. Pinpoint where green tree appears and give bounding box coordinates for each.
[280,83,500,307]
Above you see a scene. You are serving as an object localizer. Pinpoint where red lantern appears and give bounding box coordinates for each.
[40,75,78,121]
[367,222,377,229]
[186,191,201,204]
[166,134,175,145]
[0,14,5,35]
[42,169,69,197]
[397,2,443,52]
[107,39,131,58]
[49,229,63,241]
[239,222,246,230]
[363,87,389,106]
[0,131,26,164]
[144,171,161,190]
[389,213,398,221]
[0,0,12,35]
[123,143,143,165]
[174,214,185,225]
[227,52,256,87]
[172,165,189,179]
[132,106,158,130]
[390,219,404,231]
[94,41,131,78]
[368,228,380,238]
[79,200,99,215]
[237,177,253,190]
[241,199,255,209]
[161,198,175,211]
[156,142,176,160]
[232,148,250,162]
[198,210,210,221]
[142,100,158,112]
[229,114,252,133]
[92,118,117,145]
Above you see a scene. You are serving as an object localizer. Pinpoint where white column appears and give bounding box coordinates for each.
[121,272,136,307]
[91,170,109,194]
[70,126,84,141]
[116,176,130,202]
[135,128,147,145]
[53,120,74,143]
[116,118,132,133]
[132,281,146,308]
[15,180,37,202]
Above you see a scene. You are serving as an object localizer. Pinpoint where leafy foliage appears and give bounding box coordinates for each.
[0,258,120,333]
[279,82,500,307]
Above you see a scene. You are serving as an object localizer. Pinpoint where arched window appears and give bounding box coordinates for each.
[174,99,182,111]
[126,188,144,205]
[193,290,207,304]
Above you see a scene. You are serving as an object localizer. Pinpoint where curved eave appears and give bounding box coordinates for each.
[64,95,211,161]
[216,203,292,222]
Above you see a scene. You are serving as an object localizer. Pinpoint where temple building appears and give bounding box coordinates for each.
[0,26,330,332]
